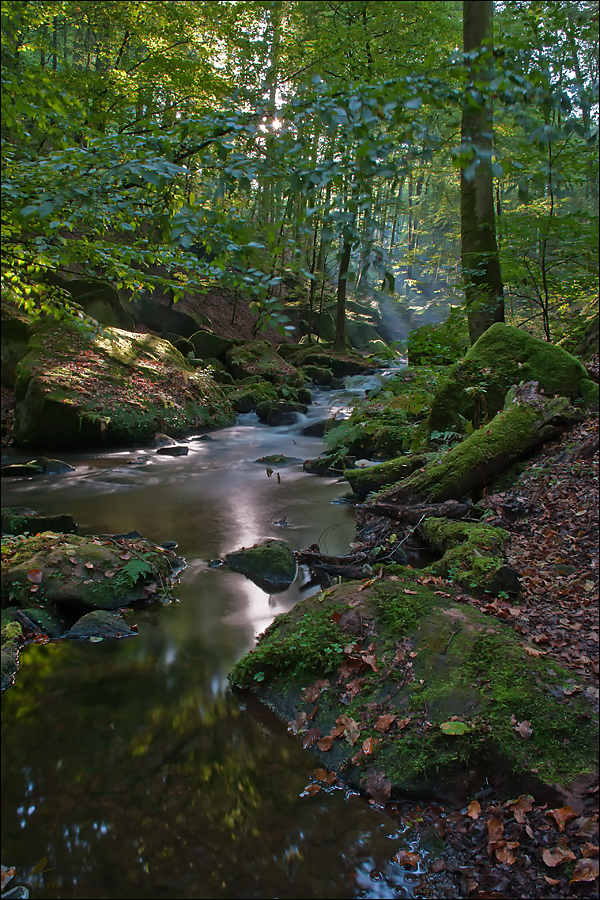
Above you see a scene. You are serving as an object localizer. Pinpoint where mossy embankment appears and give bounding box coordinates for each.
[229,576,598,802]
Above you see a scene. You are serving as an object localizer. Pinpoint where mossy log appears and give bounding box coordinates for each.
[344,456,425,498]
[357,499,475,523]
[371,383,580,507]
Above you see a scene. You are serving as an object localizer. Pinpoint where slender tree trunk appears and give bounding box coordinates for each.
[461,0,504,344]
[334,240,352,350]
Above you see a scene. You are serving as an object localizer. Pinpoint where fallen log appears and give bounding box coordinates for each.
[368,383,581,508]
[356,499,474,523]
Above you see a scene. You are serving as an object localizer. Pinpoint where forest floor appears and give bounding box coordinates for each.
[403,410,599,899]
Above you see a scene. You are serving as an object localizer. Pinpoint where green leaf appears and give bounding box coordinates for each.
[440,721,470,735]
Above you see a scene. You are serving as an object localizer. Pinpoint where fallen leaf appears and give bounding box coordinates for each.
[1,867,16,890]
[68,556,78,565]
[365,768,391,807]
[305,783,321,797]
[574,814,599,838]
[509,795,534,823]
[570,858,599,883]
[361,653,378,672]
[542,836,576,867]
[343,718,360,746]
[403,588,418,595]
[543,876,561,886]
[524,646,546,657]
[85,562,94,569]
[440,721,470,735]
[581,843,599,858]
[27,568,43,583]
[357,578,375,592]
[430,859,446,873]
[362,736,381,755]
[496,841,519,864]
[302,727,321,749]
[546,806,578,832]
[514,720,533,740]
[468,800,482,820]
[487,818,504,857]
[393,849,420,868]
[120,552,132,560]
[104,570,115,578]
[374,714,397,733]
[317,735,333,751]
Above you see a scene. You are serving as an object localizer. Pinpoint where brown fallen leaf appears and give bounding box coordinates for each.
[509,795,534,824]
[302,727,321,749]
[514,719,533,740]
[430,859,446,873]
[393,849,420,868]
[495,841,519,865]
[317,735,333,751]
[574,814,599,838]
[546,806,578,832]
[468,800,481,820]
[570,858,599,883]
[582,843,599,858]
[361,653,378,672]
[104,570,115,578]
[365,768,391,807]
[374,714,397,733]
[362,736,381,756]
[524,646,546,657]
[403,589,418,595]
[487,817,504,857]
[542,836,576,867]
[305,783,321,797]
[27,569,43,583]
[343,718,360,746]
[543,875,561,886]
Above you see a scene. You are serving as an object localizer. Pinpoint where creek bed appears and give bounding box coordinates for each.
[1,372,439,899]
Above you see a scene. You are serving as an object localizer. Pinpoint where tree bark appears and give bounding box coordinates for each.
[334,239,352,350]
[461,0,504,344]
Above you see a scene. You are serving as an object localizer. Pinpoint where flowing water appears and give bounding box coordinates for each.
[1,370,433,900]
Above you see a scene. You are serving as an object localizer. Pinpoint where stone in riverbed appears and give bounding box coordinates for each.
[67,610,137,641]
[224,539,297,591]
[1,507,78,536]
[156,446,189,456]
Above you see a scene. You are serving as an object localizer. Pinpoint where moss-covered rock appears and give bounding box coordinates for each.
[226,341,303,385]
[229,577,598,802]
[1,507,78,536]
[272,343,373,378]
[255,399,308,426]
[344,456,425,499]
[1,303,36,389]
[421,518,520,595]
[1,532,184,610]
[57,279,134,330]
[428,323,589,434]
[67,609,136,641]
[224,539,297,590]
[300,364,334,385]
[346,320,383,350]
[226,381,278,413]
[13,322,234,449]
[579,378,599,408]
[188,329,234,361]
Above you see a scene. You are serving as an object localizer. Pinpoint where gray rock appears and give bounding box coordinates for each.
[67,610,137,641]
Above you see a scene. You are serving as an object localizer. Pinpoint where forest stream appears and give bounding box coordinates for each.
[1,368,444,900]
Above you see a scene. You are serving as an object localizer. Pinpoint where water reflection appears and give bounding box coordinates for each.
[1,371,436,899]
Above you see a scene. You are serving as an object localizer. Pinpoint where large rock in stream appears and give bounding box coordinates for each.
[223,539,297,591]
[12,321,235,449]
[229,576,598,806]
[1,531,186,690]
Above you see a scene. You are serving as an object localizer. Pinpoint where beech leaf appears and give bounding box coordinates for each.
[393,849,421,868]
[440,721,470,735]
[27,568,43,583]
[570,858,599,883]
[543,837,576,867]
[468,800,481,820]
[546,806,578,832]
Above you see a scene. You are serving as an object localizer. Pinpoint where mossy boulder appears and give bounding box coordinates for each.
[344,456,425,499]
[226,381,278,413]
[272,343,373,378]
[579,378,599,408]
[300,365,334,385]
[13,322,234,449]
[2,507,78,536]
[56,279,134,330]
[229,577,598,802]
[123,293,210,338]
[300,308,336,342]
[225,341,303,385]
[1,303,36,388]
[255,399,308,426]
[67,609,137,641]
[188,329,234,361]
[1,532,184,611]
[224,539,297,591]
[428,323,589,434]
[421,518,520,595]
[346,320,383,350]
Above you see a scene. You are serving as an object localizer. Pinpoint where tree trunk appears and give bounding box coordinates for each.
[369,384,578,506]
[334,240,352,350]
[461,0,504,344]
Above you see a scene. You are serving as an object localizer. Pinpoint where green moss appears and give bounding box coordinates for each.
[226,341,302,385]
[428,323,589,434]
[344,456,424,498]
[230,601,346,686]
[224,539,297,588]
[225,381,278,412]
[379,396,571,504]
[579,378,599,408]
